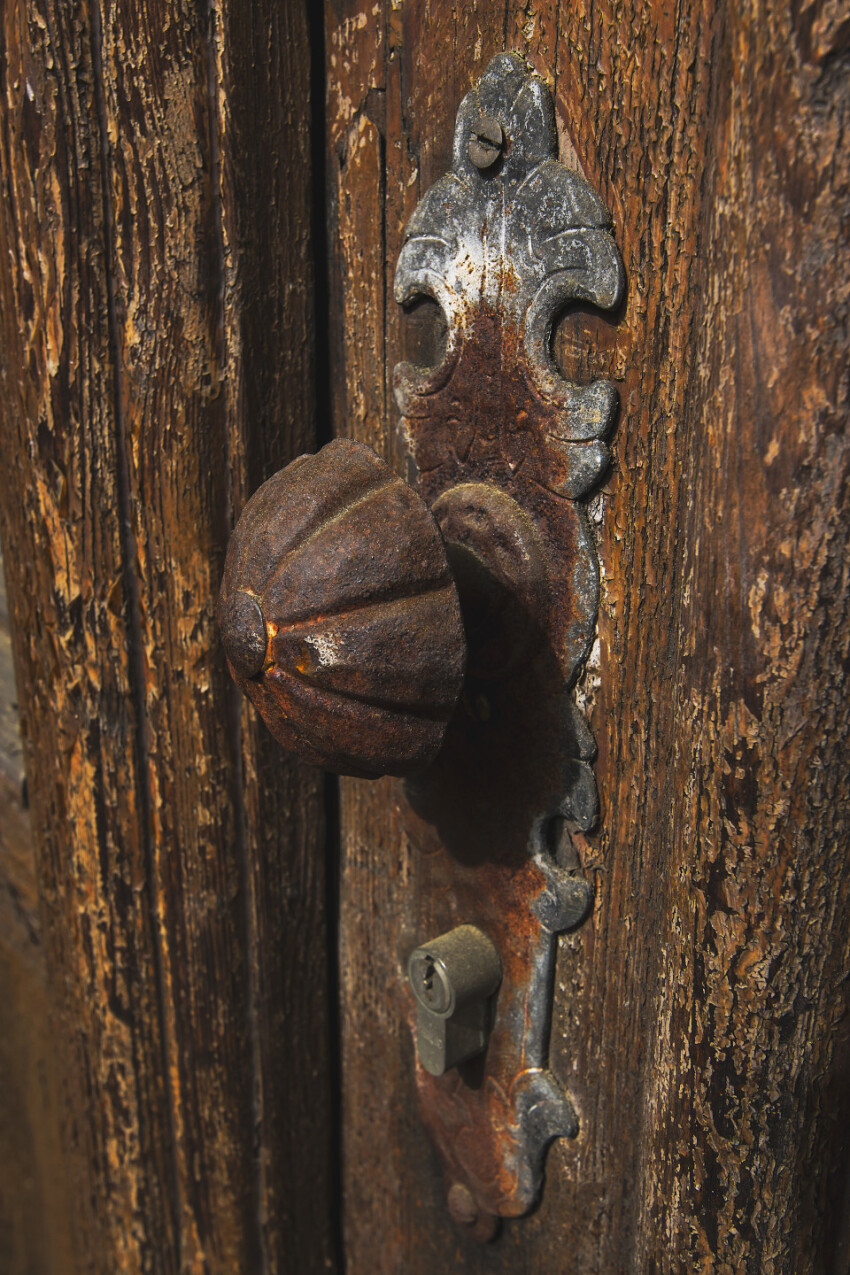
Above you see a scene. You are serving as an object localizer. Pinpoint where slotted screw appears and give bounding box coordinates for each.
[468,116,504,169]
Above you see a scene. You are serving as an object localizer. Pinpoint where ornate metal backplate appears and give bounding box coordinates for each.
[393,53,624,1239]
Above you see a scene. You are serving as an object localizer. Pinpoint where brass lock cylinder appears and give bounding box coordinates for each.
[408,925,501,1076]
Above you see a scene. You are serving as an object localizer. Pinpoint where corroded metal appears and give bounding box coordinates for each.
[218,50,623,1241]
[431,483,548,679]
[219,439,466,778]
[393,53,624,1234]
[467,115,504,169]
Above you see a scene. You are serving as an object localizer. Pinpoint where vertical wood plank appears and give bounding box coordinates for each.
[0,1,179,1266]
[0,0,333,1270]
[0,784,74,1275]
[97,0,258,1261]
[632,8,850,1267]
[326,2,850,1270]
[214,1,335,1267]
[0,553,73,1275]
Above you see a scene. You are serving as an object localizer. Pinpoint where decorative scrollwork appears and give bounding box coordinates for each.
[394,52,624,1232]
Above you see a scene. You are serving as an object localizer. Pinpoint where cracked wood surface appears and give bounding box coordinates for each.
[0,1,332,1271]
[326,3,850,1271]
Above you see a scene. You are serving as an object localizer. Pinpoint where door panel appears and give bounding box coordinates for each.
[0,1,847,1271]
[325,4,850,1271]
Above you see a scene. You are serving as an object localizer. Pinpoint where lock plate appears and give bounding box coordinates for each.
[392,53,624,1238]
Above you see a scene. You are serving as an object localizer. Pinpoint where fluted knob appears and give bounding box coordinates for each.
[219,439,466,777]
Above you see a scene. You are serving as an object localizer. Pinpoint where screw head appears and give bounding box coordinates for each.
[468,116,504,169]
[447,1182,479,1228]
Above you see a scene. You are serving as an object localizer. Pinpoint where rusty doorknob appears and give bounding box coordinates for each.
[219,439,467,778]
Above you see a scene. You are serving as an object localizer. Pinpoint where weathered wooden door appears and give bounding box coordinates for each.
[0,2,848,1273]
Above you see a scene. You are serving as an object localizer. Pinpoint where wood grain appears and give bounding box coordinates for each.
[0,0,333,1270]
[0,1,178,1263]
[0,545,26,791]
[325,2,850,1271]
[0,555,73,1275]
[213,2,335,1266]
[0,817,75,1275]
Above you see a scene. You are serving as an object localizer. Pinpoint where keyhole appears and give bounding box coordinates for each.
[401,294,448,371]
[551,301,621,386]
[409,951,453,1015]
[422,956,437,1005]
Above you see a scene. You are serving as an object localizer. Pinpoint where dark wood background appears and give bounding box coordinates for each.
[0,0,848,1272]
